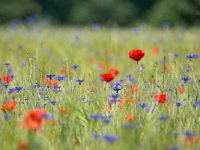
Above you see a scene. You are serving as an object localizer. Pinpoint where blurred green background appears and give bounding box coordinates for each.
[0,0,200,26]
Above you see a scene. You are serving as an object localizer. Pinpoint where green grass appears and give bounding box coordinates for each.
[0,25,200,150]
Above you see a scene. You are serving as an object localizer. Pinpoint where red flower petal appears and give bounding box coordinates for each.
[109,68,119,77]
[129,49,145,62]
[100,73,115,82]
[153,94,167,104]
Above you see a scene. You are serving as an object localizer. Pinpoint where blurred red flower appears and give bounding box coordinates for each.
[151,46,160,55]
[59,67,72,74]
[129,85,139,93]
[18,141,29,150]
[119,96,135,108]
[109,68,119,77]
[153,94,168,104]
[178,86,185,93]
[0,74,13,84]
[165,65,172,73]
[183,132,199,147]
[129,49,145,62]
[43,78,59,87]
[125,114,135,123]
[1,99,17,112]
[100,73,115,82]
[21,109,47,131]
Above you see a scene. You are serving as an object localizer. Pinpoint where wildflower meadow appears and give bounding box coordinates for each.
[0,25,200,150]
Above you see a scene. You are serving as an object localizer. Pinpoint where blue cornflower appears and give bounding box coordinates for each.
[56,76,65,81]
[171,146,179,150]
[162,21,170,30]
[138,103,149,112]
[181,76,191,83]
[126,74,135,84]
[76,79,84,85]
[50,100,57,105]
[8,88,15,94]
[109,93,120,103]
[71,64,79,70]
[34,83,41,88]
[123,123,134,129]
[1,80,9,88]
[14,86,23,91]
[92,23,101,30]
[103,135,119,143]
[191,100,200,109]
[10,20,21,28]
[91,133,100,139]
[186,54,199,59]
[173,53,181,57]
[42,114,55,120]
[4,63,10,67]
[7,68,12,73]
[176,102,182,107]
[89,114,112,123]
[53,86,61,89]
[131,27,140,34]
[53,86,61,92]
[90,114,105,120]
[26,14,37,25]
[102,115,112,124]
[45,74,55,79]
[159,115,170,121]
[4,114,11,120]
[138,103,148,109]
[184,131,195,138]
[112,82,122,93]
[103,118,111,124]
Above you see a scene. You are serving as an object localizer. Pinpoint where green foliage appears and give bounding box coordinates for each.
[35,0,74,23]
[69,0,135,25]
[0,0,199,25]
[148,0,200,26]
[0,0,39,23]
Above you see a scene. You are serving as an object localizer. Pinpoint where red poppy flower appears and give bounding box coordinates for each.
[0,74,13,84]
[165,65,172,73]
[153,94,167,104]
[59,106,69,116]
[178,86,185,93]
[124,114,135,123]
[59,67,72,74]
[100,73,115,82]
[18,141,29,150]
[21,109,47,131]
[119,96,134,108]
[1,99,17,112]
[43,78,59,87]
[129,49,145,62]
[129,85,139,93]
[109,68,119,77]
[151,46,160,55]
[183,134,198,147]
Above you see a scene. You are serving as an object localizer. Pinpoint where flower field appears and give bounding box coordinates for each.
[0,25,200,150]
